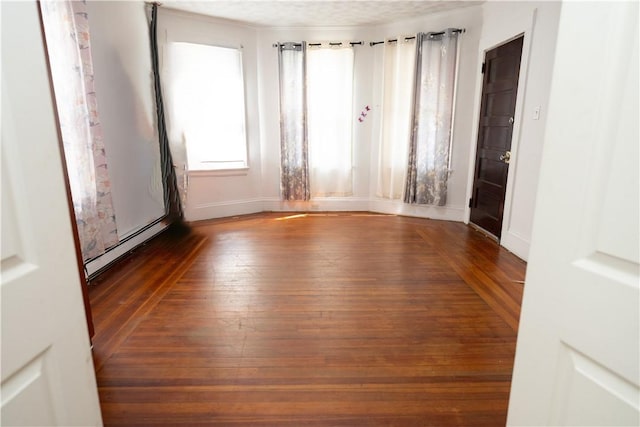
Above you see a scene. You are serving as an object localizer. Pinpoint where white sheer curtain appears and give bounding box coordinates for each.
[376,37,416,199]
[40,0,119,261]
[307,46,354,197]
[405,29,460,206]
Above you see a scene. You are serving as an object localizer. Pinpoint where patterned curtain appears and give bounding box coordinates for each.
[40,0,119,262]
[278,42,310,201]
[405,29,460,206]
[377,36,417,199]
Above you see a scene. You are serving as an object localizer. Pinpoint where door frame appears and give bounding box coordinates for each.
[464,8,537,257]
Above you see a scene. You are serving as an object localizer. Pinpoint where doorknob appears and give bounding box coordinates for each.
[500,151,511,164]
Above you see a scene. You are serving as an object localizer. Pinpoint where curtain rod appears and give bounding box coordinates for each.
[272,41,364,48]
[369,28,465,46]
[272,43,303,48]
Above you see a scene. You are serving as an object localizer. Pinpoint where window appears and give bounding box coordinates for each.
[168,42,248,171]
[277,43,355,199]
[306,45,354,197]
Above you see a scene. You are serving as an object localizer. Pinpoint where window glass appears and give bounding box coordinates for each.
[169,42,248,171]
[307,46,354,196]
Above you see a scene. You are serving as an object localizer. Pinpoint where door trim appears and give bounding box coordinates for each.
[464,8,537,260]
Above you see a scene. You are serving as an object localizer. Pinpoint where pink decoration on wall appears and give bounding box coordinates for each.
[357,105,371,123]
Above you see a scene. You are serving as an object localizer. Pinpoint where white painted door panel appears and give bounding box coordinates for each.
[1,2,103,425]
[508,2,639,426]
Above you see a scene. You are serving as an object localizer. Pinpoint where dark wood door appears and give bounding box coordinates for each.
[470,36,523,239]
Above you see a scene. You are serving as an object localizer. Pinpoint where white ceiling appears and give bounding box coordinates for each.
[161,0,483,27]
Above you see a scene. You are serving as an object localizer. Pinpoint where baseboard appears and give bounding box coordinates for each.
[262,197,371,212]
[186,196,465,224]
[369,199,466,222]
[186,198,266,221]
[85,220,169,278]
[500,229,530,261]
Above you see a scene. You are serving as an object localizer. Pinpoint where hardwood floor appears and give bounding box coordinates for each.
[89,213,526,426]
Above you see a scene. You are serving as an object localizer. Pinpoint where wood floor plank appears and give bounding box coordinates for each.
[89,213,526,426]
[89,225,208,372]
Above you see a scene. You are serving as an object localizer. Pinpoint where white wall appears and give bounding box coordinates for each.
[155,6,484,220]
[157,8,264,221]
[368,5,483,221]
[87,1,165,238]
[82,1,170,276]
[83,2,560,263]
[468,1,561,260]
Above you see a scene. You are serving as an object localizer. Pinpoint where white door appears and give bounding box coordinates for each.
[1,2,103,426]
[508,2,639,426]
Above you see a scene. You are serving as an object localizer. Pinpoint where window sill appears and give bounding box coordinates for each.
[188,167,250,178]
